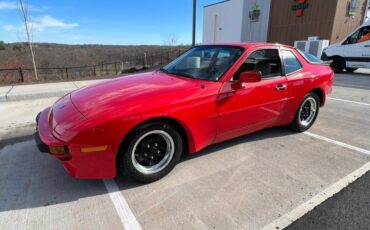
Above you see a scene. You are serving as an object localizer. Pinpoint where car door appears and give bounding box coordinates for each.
[214,48,288,143]
[343,25,370,68]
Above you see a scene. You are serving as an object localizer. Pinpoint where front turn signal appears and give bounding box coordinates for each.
[49,146,69,155]
[80,145,108,153]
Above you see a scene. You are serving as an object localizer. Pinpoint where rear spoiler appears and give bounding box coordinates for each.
[295,48,332,66]
[321,60,333,65]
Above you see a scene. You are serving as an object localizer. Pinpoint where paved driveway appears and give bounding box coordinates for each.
[0,70,369,230]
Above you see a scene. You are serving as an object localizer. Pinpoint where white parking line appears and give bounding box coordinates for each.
[304,132,370,156]
[328,97,370,107]
[103,180,142,230]
[261,161,370,230]
[261,132,370,230]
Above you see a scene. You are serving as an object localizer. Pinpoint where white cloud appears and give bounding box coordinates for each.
[35,15,78,30]
[3,24,19,31]
[4,15,79,32]
[0,1,49,11]
[29,6,51,12]
[0,1,17,10]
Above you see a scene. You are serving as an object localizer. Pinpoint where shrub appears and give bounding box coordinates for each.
[0,41,5,50]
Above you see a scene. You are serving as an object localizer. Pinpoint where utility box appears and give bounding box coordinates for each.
[294,38,329,58]
[203,0,271,44]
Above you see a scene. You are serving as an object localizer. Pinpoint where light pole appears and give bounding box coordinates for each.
[364,0,370,23]
[192,0,197,46]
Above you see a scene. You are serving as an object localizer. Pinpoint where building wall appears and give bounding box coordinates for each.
[330,0,368,44]
[203,0,366,45]
[240,0,271,42]
[268,0,338,45]
[203,0,245,43]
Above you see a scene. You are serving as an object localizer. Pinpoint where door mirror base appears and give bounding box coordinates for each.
[232,71,262,90]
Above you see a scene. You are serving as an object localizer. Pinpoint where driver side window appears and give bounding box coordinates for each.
[233,49,282,81]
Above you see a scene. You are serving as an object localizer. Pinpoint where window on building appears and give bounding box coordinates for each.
[233,49,282,80]
[281,50,302,75]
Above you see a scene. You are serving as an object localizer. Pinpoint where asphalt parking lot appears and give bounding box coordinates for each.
[0,70,369,230]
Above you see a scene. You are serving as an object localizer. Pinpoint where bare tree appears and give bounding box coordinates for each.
[18,0,38,80]
[164,33,179,47]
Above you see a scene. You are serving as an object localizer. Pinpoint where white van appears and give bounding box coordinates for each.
[321,21,370,73]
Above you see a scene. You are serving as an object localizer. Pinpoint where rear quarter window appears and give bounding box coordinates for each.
[281,50,302,75]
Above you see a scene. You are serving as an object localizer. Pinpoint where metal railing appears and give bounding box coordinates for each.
[0,49,186,85]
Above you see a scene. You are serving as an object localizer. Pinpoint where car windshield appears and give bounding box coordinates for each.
[297,49,323,64]
[161,46,244,81]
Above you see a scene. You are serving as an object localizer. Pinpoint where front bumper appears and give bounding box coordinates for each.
[34,108,116,179]
[34,109,70,157]
[35,112,49,153]
[34,131,49,153]
[321,52,329,61]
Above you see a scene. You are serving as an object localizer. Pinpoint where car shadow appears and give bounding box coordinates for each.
[0,134,34,150]
[182,126,295,162]
[0,126,295,212]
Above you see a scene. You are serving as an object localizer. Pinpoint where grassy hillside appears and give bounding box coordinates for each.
[0,42,189,85]
[0,42,189,69]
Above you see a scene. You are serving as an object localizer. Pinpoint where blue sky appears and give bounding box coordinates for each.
[0,0,217,45]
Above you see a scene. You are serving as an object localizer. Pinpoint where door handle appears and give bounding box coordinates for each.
[275,85,287,91]
[364,45,370,48]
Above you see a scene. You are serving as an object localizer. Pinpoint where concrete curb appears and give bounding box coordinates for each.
[0,79,107,102]
[3,90,73,102]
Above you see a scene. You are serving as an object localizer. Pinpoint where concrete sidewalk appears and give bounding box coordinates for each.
[0,79,107,102]
[1,68,369,102]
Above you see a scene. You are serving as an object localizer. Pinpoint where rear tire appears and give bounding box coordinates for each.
[330,56,345,73]
[289,92,320,132]
[117,122,183,183]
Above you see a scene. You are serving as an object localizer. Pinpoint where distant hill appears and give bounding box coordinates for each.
[0,42,189,69]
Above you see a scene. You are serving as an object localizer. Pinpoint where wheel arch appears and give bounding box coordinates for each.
[116,116,192,161]
[310,88,325,107]
[331,55,344,60]
[324,53,344,61]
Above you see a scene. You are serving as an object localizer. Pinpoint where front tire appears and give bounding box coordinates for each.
[289,92,320,132]
[345,68,357,73]
[117,122,183,183]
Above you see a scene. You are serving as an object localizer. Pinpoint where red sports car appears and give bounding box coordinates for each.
[35,43,333,182]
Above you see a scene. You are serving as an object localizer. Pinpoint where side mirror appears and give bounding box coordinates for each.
[232,71,261,90]
[239,71,262,83]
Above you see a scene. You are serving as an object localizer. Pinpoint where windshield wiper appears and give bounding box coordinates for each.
[161,69,197,80]
[170,72,197,79]
[159,68,169,73]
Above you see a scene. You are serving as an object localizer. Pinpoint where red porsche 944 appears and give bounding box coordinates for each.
[35,43,333,182]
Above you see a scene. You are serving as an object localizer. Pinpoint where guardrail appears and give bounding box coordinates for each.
[0,49,186,85]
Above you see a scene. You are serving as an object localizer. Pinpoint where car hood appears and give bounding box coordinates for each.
[70,71,200,120]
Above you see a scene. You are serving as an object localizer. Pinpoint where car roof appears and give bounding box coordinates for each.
[198,42,295,50]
